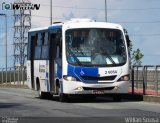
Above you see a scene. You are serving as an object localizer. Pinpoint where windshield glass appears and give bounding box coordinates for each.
[65,28,127,67]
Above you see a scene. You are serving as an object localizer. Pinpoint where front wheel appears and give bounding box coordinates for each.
[58,87,68,102]
[113,95,122,102]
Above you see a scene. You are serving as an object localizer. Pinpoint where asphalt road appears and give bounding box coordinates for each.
[0,87,160,123]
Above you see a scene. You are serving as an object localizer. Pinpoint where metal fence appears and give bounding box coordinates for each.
[0,65,160,96]
[0,67,27,85]
[131,65,160,96]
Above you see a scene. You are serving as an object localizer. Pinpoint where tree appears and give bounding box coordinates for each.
[132,49,144,65]
[129,40,144,65]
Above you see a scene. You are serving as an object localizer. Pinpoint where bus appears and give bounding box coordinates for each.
[27,18,130,102]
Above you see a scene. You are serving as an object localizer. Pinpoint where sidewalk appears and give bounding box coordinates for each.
[0,81,28,89]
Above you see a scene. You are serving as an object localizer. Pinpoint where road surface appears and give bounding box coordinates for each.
[0,87,160,123]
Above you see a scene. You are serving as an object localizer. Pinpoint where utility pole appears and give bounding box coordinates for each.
[50,0,52,24]
[105,0,107,22]
[13,0,31,68]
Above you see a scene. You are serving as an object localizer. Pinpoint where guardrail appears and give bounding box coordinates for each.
[131,65,160,96]
[0,65,160,96]
[0,67,27,85]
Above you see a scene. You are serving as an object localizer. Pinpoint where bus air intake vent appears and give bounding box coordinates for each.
[83,87,115,90]
[81,75,117,81]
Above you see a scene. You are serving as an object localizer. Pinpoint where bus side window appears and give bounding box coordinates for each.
[29,34,37,60]
[41,32,49,59]
[34,33,42,59]
[49,33,57,60]
[59,37,62,57]
[56,31,62,58]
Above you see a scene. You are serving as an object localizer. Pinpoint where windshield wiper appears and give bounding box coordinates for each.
[74,48,86,56]
[102,50,116,65]
[106,53,116,65]
[67,47,82,66]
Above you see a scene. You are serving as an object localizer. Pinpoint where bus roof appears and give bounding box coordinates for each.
[29,18,123,32]
[63,19,123,30]
[29,26,48,32]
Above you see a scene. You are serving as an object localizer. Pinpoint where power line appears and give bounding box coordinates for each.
[40,4,160,11]
[31,15,160,24]
[0,56,13,58]
[0,27,13,30]
[144,54,160,56]
[113,21,160,24]
[0,44,13,46]
[31,14,67,20]
[130,33,160,37]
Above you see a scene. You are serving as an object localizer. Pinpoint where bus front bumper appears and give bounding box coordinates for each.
[61,80,130,94]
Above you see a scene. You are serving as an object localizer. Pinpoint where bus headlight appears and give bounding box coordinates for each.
[118,75,130,81]
[63,75,77,81]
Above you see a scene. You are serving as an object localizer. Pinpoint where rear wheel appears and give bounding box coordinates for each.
[37,81,52,99]
[38,90,46,99]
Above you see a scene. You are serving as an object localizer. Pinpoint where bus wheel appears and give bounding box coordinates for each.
[37,81,48,99]
[58,87,68,102]
[59,93,68,102]
[38,90,52,99]
[38,90,45,99]
[113,95,122,102]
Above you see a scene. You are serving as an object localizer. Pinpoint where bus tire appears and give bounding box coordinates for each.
[58,86,68,102]
[39,92,52,99]
[37,82,45,99]
[113,95,122,102]
[59,93,68,102]
[36,79,52,99]
[38,91,46,99]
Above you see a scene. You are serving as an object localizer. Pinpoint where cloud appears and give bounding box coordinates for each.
[31,0,108,27]
[1,0,160,66]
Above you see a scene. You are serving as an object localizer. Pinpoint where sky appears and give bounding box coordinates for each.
[0,0,160,68]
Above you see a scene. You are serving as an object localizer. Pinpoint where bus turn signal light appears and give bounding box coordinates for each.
[118,75,130,81]
[63,75,77,81]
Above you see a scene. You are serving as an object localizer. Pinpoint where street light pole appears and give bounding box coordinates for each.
[105,0,107,22]
[0,14,7,84]
[50,0,52,25]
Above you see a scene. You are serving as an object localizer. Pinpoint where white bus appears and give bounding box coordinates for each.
[27,18,130,102]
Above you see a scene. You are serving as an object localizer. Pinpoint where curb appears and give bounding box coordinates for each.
[143,95,160,103]
[123,93,160,103]
[122,93,143,101]
[0,84,29,89]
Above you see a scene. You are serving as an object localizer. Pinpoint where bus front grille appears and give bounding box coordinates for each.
[81,75,117,81]
[83,87,115,90]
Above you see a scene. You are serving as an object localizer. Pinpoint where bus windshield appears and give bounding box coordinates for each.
[65,28,127,67]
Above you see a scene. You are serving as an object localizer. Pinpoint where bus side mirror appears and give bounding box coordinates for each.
[126,35,130,47]
[123,28,130,47]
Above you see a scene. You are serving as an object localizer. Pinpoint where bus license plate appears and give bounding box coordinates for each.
[92,90,104,94]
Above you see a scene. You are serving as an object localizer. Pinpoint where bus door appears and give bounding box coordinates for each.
[49,33,57,92]
[30,34,37,89]
[49,29,62,93]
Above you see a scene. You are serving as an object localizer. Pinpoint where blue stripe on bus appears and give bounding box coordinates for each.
[57,65,62,79]
[46,72,48,78]
[48,25,62,30]
[67,65,98,83]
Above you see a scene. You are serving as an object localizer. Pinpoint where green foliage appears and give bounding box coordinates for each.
[129,40,144,65]
[132,48,144,65]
